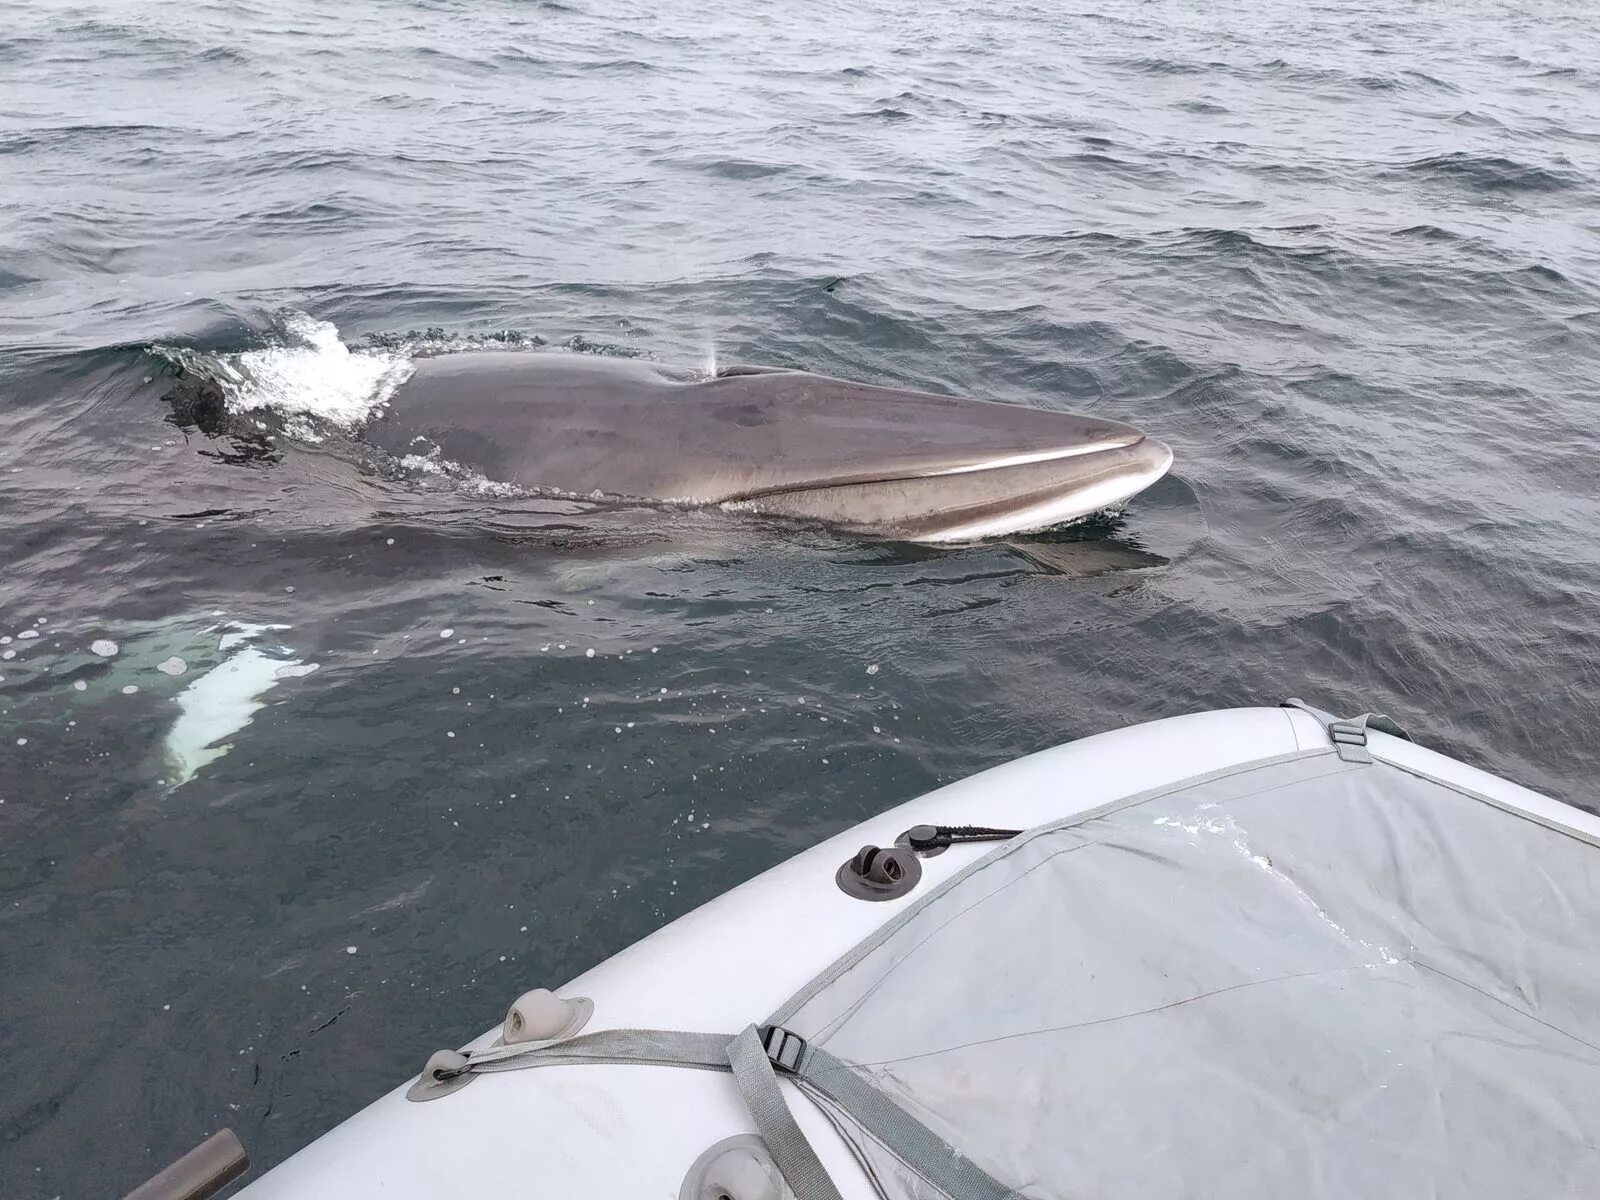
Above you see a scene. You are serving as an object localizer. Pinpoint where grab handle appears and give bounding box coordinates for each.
[122,1129,249,1200]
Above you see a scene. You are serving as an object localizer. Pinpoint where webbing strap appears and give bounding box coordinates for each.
[794,1039,1016,1200]
[466,1028,729,1075]
[727,1025,845,1200]
[1283,698,1413,764]
[450,1024,1016,1199]
[1281,697,1337,726]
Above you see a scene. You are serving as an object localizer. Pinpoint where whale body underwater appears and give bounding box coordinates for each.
[364,352,1173,544]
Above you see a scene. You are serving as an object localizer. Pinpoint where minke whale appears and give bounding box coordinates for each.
[365,352,1173,543]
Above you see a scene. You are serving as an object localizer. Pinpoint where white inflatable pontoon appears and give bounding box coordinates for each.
[137,702,1600,1200]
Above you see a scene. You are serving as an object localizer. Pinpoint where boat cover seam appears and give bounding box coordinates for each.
[811,1095,900,1200]
[1284,697,1595,844]
[806,754,1364,1045]
[1372,753,1600,851]
[768,746,1336,1025]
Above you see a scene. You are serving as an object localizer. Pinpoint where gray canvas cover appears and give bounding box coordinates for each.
[770,749,1600,1199]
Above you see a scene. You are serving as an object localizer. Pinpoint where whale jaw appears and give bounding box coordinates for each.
[721,437,1174,543]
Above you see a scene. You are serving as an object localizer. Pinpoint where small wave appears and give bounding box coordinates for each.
[582,58,654,74]
[1508,262,1572,289]
[0,123,169,156]
[1402,70,1458,92]
[1390,223,1465,243]
[1118,56,1210,76]
[254,200,363,230]
[1398,152,1581,193]
[678,156,793,180]
[494,47,554,69]
[1253,59,1457,96]
[1353,70,1458,94]
[155,312,412,437]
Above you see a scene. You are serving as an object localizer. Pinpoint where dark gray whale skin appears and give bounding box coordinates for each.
[366,352,1173,543]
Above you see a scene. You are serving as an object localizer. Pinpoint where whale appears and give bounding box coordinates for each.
[363,351,1173,544]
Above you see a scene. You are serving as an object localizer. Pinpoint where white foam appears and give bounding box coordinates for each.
[195,312,413,431]
[397,451,526,498]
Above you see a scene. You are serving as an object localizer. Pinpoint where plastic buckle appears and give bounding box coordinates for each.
[1328,721,1367,747]
[757,1025,808,1072]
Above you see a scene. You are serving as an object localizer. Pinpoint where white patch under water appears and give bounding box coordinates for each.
[164,622,309,789]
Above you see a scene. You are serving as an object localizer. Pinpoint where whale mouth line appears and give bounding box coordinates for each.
[719,438,1174,542]
[715,435,1147,506]
[916,438,1144,476]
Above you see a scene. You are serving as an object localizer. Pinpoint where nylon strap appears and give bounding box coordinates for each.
[792,1038,1016,1200]
[1283,698,1412,763]
[1328,715,1375,764]
[441,1023,1015,1199]
[464,1028,730,1075]
[726,1025,845,1200]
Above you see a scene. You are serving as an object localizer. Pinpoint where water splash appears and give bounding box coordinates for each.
[396,449,531,499]
[157,311,413,438]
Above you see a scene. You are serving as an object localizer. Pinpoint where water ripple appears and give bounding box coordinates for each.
[3,0,1600,1194]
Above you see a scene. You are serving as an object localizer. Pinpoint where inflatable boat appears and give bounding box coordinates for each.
[132,701,1600,1200]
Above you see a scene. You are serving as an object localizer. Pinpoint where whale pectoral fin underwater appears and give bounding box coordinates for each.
[1003,536,1169,578]
[357,350,1176,544]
